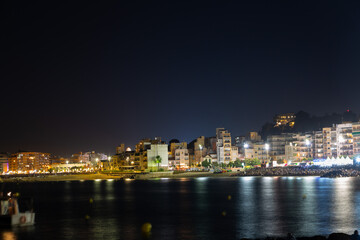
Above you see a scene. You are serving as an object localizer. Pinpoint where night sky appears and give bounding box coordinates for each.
[2,1,360,156]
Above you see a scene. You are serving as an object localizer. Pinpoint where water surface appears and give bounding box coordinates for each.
[1,177,359,240]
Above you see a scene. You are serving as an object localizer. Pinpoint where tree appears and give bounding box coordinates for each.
[153,155,162,171]
[245,158,261,167]
[213,162,219,167]
[202,160,211,168]
[228,162,235,168]
[234,159,242,167]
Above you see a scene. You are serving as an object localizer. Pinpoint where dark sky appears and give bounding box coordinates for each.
[2,1,360,156]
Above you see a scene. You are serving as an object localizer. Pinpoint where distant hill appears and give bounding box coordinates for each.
[260,110,358,139]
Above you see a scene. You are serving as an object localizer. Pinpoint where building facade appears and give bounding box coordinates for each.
[9,152,51,172]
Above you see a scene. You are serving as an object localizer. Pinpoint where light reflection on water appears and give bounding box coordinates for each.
[2,177,360,240]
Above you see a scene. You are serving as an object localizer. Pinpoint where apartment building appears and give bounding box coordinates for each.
[9,152,51,172]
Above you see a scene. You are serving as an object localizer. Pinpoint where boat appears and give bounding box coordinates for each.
[0,193,35,227]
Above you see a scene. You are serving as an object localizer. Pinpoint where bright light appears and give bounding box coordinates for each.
[265,143,270,150]
[199,144,203,150]
[66,161,69,164]
[339,135,345,143]
[305,139,311,146]
[244,143,249,149]
[108,156,111,161]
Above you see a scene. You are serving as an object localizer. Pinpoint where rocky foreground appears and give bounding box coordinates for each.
[232,166,360,178]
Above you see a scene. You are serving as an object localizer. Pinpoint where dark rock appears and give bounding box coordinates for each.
[328,233,350,240]
[298,236,326,240]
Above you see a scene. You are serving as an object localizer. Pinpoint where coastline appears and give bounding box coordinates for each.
[0,172,327,182]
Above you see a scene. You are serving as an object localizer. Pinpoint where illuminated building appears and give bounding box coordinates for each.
[292,133,314,161]
[168,141,189,169]
[171,148,189,169]
[216,128,232,163]
[244,142,268,162]
[353,122,360,156]
[147,144,169,170]
[322,127,336,158]
[336,123,353,157]
[70,152,89,163]
[267,133,295,161]
[0,153,9,173]
[9,152,51,172]
[314,130,324,159]
[274,113,296,128]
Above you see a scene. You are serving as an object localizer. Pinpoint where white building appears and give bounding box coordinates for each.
[353,122,360,157]
[216,128,232,164]
[147,144,169,170]
[336,123,353,157]
[171,148,189,169]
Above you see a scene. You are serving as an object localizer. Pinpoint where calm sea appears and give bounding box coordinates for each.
[1,176,359,240]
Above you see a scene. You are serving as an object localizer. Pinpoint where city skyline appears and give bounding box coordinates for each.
[1,109,358,157]
[2,1,360,155]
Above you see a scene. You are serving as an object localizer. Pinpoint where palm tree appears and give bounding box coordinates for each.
[154,155,162,171]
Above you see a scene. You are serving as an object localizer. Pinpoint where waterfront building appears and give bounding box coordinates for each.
[244,142,268,162]
[267,133,295,161]
[9,152,51,172]
[170,142,187,156]
[147,144,169,170]
[50,156,68,165]
[336,123,353,157]
[231,146,239,161]
[322,127,336,158]
[70,152,90,164]
[314,130,324,159]
[0,153,9,173]
[192,136,206,165]
[173,148,189,169]
[353,122,360,157]
[292,133,314,161]
[216,128,232,164]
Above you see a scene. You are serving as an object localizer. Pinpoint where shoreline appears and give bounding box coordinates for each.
[0,172,350,183]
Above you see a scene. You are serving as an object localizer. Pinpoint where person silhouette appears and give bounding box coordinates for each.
[351,230,360,240]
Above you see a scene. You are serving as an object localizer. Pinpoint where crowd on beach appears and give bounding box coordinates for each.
[231,166,360,178]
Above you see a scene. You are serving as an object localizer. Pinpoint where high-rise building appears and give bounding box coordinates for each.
[9,152,51,172]
[0,153,9,173]
[216,128,232,164]
[336,123,353,157]
[314,131,324,159]
[353,122,360,157]
[267,133,295,161]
